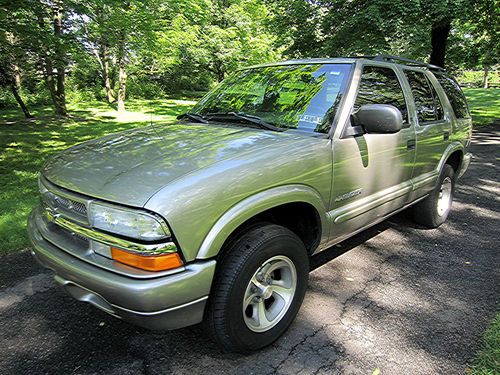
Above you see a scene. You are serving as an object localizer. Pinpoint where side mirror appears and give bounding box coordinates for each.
[352,104,403,134]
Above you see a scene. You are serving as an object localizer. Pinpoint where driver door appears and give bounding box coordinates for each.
[328,63,416,242]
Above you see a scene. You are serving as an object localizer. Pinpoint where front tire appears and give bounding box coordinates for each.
[412,164,455,228]
[204,224,309,353]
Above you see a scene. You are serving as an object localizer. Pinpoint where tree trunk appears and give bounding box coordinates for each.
[100,45,115,103]
[52,1,68,116]
[116,33,127,112]
[42,55,61,112]
[13,64,21,88]
[429,21,451,68]
[10,84,33,118]
[117,62,127,111]
[482,65,489,88]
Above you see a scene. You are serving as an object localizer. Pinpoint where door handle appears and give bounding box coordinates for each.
[443,131,450,141]
[407,139,416,150]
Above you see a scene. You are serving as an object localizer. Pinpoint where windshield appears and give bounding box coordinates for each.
[191,63,352,133]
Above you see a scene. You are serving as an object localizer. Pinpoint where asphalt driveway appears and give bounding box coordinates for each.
[0,125,498,375]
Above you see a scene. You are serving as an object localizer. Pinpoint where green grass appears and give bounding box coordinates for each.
[463,88,500,126]
[0,97,197,255]
[468,313,500,375]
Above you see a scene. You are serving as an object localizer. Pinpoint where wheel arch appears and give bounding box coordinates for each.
[195,185,329,260]
[437,142,464,175]
[445,150,463,173]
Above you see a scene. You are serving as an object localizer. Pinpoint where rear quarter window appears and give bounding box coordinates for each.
[434,74,471,119]
[405,70,444,124]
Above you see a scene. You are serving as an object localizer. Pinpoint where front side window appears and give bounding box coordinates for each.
[354,66,408,123]
[435,73,470,119]
[405,70,444,123]
[191,63,352,133]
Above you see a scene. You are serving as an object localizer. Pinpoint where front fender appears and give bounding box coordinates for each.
[195,184,329,259]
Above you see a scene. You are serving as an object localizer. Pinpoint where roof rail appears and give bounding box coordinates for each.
[371,54,446,71]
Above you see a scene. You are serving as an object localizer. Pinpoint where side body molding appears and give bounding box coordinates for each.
[195,185,330,259]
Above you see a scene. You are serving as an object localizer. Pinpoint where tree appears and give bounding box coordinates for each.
[0,37,33,118]
[270,0,479,68]
[447,0,499,84]
[0,1,35,118]
[34,0,70,116]
[76,1,117,103]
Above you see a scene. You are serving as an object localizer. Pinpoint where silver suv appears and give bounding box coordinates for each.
[28,55,472,352]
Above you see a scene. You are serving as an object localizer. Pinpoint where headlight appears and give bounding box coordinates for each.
[88,202,170,241]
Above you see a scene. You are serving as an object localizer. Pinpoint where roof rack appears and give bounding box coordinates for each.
[370,54,446,71]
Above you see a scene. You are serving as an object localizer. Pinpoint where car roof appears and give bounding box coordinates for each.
[243,55,446,72]
[243,58,357,69]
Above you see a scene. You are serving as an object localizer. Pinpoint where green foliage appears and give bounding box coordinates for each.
[468,313,500,375]
[269,0,498,69]
[0,85,53,109]
[126,78,166,100]
[0,0,498,115]
[457,70,500,88]
[0,0,282,113]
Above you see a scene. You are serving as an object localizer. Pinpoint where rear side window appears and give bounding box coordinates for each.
[405,70,444,123]
[354,66,408,123]
[435,74,470,118]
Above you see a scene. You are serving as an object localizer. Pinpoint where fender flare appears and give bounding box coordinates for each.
[195,184,329,259]
[437,142,464,174]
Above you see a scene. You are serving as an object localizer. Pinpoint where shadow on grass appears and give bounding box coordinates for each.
[0,98,197,255]
[463,88,500,126]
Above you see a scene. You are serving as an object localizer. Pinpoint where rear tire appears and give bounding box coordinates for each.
[412,164,455,228]
[203,223,309,353]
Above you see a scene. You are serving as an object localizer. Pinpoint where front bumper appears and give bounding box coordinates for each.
[28,209,216,330]
[458,152,472,179]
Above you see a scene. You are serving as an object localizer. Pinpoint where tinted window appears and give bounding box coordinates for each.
[435,74,470,118]
[406,70,444,123]
[354,66,408,123]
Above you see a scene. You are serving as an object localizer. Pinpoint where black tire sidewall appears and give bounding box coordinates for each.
[212,225,309,352]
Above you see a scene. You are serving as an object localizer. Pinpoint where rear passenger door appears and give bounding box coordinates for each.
[403,69,451,195]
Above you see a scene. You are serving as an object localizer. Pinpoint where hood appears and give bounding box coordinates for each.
[42,123,304,207]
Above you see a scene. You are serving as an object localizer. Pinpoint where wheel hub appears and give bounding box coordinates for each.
[437,176,452,216]
[242,255,297,333]
[259,285,273,300]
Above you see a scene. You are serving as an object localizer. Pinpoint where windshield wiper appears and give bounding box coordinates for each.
[205,111,284,132]
[177,112,208,123]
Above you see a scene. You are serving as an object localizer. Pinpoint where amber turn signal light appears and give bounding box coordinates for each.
[111,247,183,271]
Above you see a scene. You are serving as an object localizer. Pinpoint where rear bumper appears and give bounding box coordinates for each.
[458,152,472,179]
[28,209,216,330]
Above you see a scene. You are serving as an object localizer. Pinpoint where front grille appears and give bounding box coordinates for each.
[72,201,87,215]
[60,226,89,245]
[41,189,88,224]
[53,195,88,216]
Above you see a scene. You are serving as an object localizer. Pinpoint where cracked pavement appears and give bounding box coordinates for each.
[0,125,498,375]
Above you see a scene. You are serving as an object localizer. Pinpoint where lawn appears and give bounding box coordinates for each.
[0,88,498,255]
[0,97,198,255]
[468,314,500,375]
[463,88,500,126]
